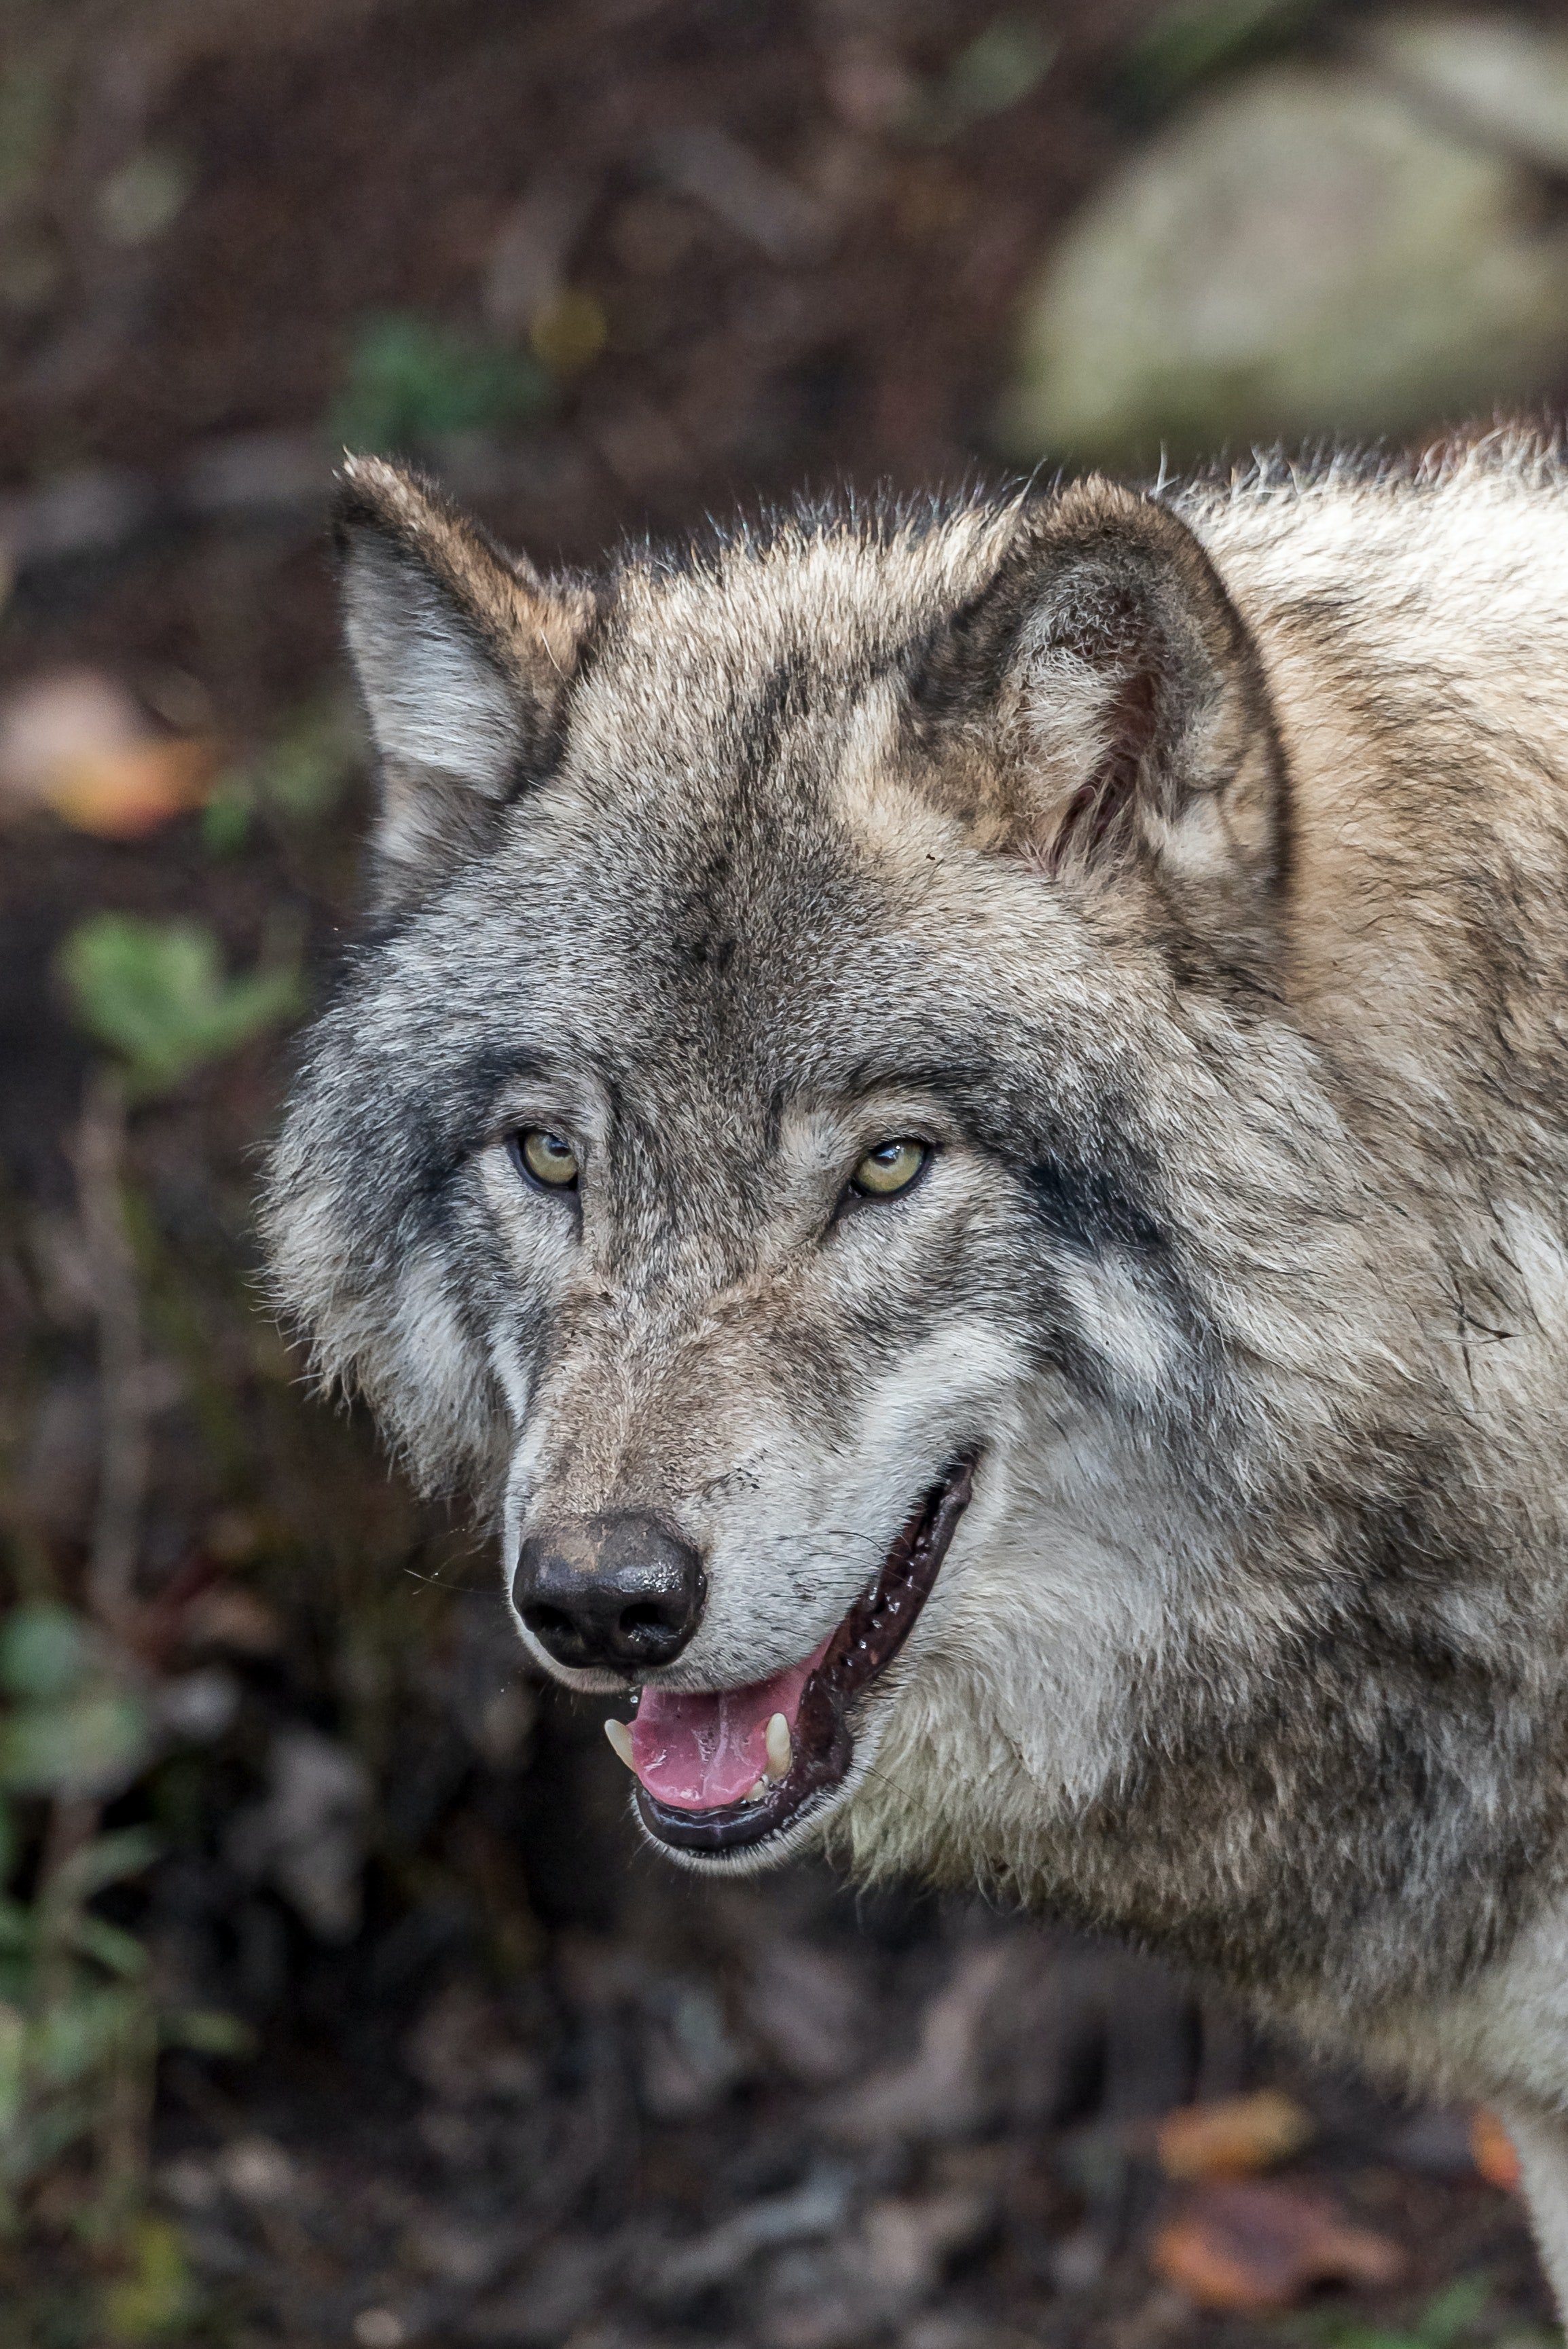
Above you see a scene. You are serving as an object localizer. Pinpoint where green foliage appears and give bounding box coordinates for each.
[331,309,551,453]
[0,51,62,207]
[0,1607,153,1805]
[943,18,1057,119]
[56,916,303,1099]
[1113,0,1322,121]
[0,1842,156,2226]
[202,699,358,856]
[0,1602,89,1703]
[903,15,1057,142]
[0,1607,159,2227]
[0,1694,151,1802]
[158,2008,256,2060]
[1311,2279,1498,2349]
[0,1595,249,2271]
[101,2215,201,2342]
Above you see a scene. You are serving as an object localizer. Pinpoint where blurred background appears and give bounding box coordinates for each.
[1,1,1566,2342]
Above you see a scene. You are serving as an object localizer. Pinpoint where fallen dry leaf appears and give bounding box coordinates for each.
[0,668,221,837]
[1150,2179,1406,2310]
[1156,2088,1315,2181]
[1470,2107,1522,2191]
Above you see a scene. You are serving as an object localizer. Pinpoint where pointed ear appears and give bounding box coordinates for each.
[333,456,598,912]
[916,481,1286,963]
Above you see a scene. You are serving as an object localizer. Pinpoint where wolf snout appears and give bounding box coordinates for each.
[511,1513,707,1673]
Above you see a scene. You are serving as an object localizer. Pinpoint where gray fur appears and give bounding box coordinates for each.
[264,437,1568,2292]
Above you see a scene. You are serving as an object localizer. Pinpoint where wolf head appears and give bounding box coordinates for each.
[265,456,1455,1940]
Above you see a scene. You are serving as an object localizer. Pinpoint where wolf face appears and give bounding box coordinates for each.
[264,451,1568,2050]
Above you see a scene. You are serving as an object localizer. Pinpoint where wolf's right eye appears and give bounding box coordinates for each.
[850,1139,928,1198]
[511,1128,580,1190]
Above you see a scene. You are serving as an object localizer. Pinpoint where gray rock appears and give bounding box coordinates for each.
[1364,11,1568,176]
[998,61,1568,466]
[225,1725,370,1942]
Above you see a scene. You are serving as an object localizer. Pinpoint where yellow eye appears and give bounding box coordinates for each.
[850,1139,928,1199]
[516,1127,579,1189]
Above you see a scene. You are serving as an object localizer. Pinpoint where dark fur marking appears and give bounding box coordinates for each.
[1026,1155,1167,1260]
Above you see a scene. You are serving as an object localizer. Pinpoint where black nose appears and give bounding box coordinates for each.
[512,1512,706,1672]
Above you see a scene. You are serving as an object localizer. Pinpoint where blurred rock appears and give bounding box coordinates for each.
[1000,62,1568,465]
[155,1667,240,1743]
[216,2135,298,2208]
[1365,11,1568,175]
[225,1725,370,1942]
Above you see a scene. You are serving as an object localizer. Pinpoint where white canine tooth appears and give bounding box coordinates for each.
[765,1712,792,1781]
[604,1718,636,1771]
[748,1779,767,1803]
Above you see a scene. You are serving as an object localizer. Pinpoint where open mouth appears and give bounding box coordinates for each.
[626,1456,977,1855]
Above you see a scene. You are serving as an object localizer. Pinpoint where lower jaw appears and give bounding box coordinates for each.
[632,1455,977,1859]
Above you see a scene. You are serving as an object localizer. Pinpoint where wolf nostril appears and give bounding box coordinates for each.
[512,1513,706,1673]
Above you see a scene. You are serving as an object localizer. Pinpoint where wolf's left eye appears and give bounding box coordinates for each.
[850,1139,928,1199]
[512,1128,580,1190]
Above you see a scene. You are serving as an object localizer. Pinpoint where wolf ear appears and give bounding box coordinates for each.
[333,456,597,911]
[917,481,1286,959]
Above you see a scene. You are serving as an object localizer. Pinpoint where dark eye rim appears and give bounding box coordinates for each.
[507,1127,581,1195]
[844,1137,934,1207]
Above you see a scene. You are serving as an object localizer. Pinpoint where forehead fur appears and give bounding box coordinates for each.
[604,496,1023,681]
[552,497,1023,826]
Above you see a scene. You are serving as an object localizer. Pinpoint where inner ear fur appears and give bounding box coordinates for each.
[333,454,598,912]
[914,480,1288,955]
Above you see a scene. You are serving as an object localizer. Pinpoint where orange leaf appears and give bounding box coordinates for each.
[1156,2090,1315,2181]
[1151,2181,1406,2312]
[45,738,221,837]
[1470,2109,1522,2192]
[0,669,221,837]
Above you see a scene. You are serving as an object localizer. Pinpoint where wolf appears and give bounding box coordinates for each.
[264,437,1568,2300]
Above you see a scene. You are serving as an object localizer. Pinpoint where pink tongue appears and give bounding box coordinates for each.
[630,1638,832,1810]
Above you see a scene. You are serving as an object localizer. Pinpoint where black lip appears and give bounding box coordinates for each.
[633,1455,977,1856]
